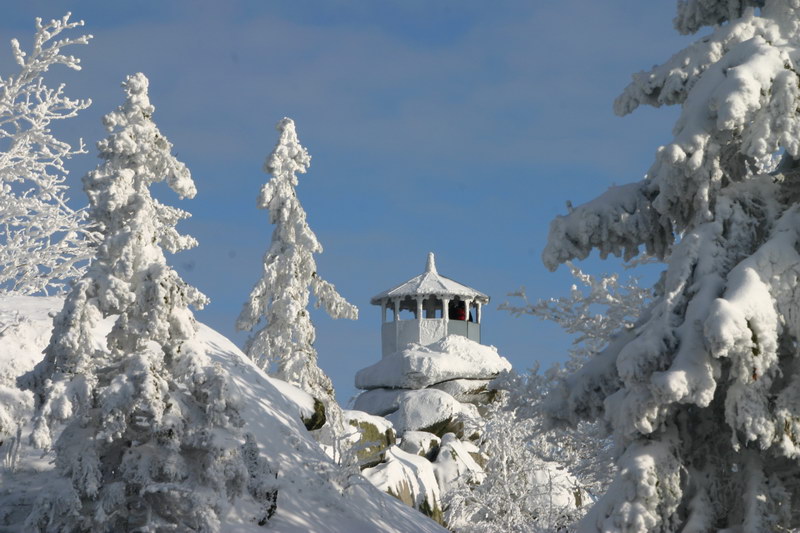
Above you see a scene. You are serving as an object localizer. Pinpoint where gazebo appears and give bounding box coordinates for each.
[370,252,490,357]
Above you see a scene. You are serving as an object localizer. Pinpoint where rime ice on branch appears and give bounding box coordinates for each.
[19,73,274,532]
[0,14,96,295]
[237,118,357,408]
[544,1,800,531]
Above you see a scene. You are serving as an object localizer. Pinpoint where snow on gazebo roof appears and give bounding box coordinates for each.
[370,253,489,305]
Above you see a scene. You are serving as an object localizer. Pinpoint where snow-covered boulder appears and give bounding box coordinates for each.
[526,458,584,511]
[362,446,444,525]
[428,378,496,404]
[352,387,406,416]
[268,378,316,421]
[400,431,440,458]
[432,433,486,494]
[351,333,507,520]
[385,389,480,438]
[0,296,447,533]
[353,388,481,439]
[354,381,497,418]
[355,336,511,390]
[344,410,396,468]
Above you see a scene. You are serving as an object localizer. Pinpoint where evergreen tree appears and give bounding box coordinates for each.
[0,13,96,295]
[237,118,358,409]
[20,73,274,532]
[544,2,800,531]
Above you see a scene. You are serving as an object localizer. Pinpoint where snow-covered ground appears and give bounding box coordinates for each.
[0,295,446,532]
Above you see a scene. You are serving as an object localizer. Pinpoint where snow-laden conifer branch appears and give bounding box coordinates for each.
[542,181,673,268]
[674,0,764,35]
[0,13,96,296]
[616,10,769,115]
[549,2,800,265]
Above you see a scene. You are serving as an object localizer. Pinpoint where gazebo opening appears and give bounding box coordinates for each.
[398,296,417,320]
[423,296,443,319]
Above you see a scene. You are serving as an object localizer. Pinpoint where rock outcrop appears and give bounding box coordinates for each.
[351,335,510,523]
[354,336,510,440]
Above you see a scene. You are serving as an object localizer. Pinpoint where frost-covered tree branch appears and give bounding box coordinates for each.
[0,13,97,296]
[481,263,646,531]
[446,369,612,532]
[501,262,651,368]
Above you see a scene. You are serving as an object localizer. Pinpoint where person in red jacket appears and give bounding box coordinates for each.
[449,301,466,321]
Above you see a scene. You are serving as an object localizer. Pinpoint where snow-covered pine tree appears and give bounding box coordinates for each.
[544,2,800,531]
[236,117,358,415]
[0,13,96,295]
[20,73,275,532]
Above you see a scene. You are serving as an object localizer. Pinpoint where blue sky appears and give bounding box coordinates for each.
[2,1,695,403]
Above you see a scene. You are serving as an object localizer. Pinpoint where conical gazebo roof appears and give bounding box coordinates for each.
[370,253,489,305]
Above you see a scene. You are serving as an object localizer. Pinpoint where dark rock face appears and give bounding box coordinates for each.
[301,398,326,431]
[348,418,396,469]
[419,416,464,440]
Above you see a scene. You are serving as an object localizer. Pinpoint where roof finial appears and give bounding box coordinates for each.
[426,252,437,274]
